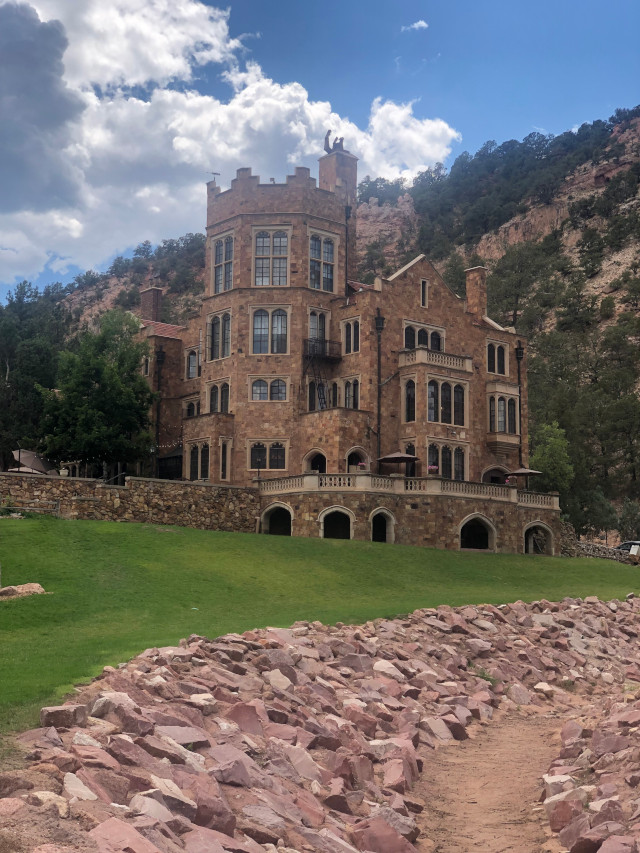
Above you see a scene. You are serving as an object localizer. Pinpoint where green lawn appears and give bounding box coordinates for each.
[0,516,636,734]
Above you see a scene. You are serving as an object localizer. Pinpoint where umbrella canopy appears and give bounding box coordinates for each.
[508,468,542,476]
[7,466,46,475]
[12,450,57,475]
[378,452,420,463]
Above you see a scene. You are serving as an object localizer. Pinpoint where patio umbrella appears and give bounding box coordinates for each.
[11,450,57,475]
[508,467,542,489]
[377,452,420,463]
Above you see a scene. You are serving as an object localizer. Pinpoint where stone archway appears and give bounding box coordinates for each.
[261,503,293,536]
[482,466,510,484]
[346,446,369,472]
[524,522,554,555]
[304,449,327,474]
[459,514,497,551]
[319,506,354,540]
[369,508,396,543]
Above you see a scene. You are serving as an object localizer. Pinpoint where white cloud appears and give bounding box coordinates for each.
[0,1,460,293]
[401,20,428,33]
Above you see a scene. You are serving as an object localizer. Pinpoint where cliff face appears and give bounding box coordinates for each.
[356,193,418,271]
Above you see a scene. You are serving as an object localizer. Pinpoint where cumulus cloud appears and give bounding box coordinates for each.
[401,20,428,32]
[0,0,460,292]
[0,3,84,214]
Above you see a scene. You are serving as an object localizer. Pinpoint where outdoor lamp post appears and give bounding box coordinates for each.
[375,309,385,472]
[515,340,525,467]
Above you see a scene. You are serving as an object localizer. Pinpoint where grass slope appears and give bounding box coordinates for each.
[0,516,636,733]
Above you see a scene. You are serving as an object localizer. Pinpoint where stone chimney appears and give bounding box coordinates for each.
[140,286,162,322]
[465,267,487,318]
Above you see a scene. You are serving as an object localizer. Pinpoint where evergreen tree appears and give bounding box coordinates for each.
[617,498,640,542]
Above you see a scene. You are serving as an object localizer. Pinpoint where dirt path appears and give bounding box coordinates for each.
[414,712,565,853]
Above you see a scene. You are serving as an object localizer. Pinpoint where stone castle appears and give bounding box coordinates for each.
[138,139,560,553]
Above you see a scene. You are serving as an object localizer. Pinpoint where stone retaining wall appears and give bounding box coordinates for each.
[0,473,259,533]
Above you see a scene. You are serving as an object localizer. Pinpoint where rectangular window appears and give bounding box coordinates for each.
[221,442,228,480]
[421,279,428,307]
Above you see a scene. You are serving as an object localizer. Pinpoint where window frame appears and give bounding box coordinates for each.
[342,317,361,354]
[487,340,508,375]
[308,228,340,292]
[252,226,291,288]
[208,380,230,414]
[247,439,289,471]
[250,306,291,355]
[403,321,445,352]
[207,310,232,361]
[212,232,234,295]
[428,377,468,427]
[248,375,289,403]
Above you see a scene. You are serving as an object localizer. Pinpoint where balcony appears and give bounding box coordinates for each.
[400,347,473,373]
[256,473,559,509]
[303,338,342,361]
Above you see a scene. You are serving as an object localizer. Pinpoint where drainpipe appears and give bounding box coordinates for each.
[344,205,352,298]
[515,340,524,468]
[375,309,385,473]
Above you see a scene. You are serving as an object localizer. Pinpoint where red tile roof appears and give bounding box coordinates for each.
[141,320,185,339]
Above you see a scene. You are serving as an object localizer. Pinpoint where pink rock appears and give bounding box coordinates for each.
[40,704,88,728]
[0,797,25,817]
[419,716,453,742]
[154,725,211,749]
[561,719,585,745]
[224,701,267,736]
[548,798,584,832]
[171,767,236,834]
[598,837,637,853]
[350,816,416,852]
[591,729,630,757]
[568,822,626,853]
[89,817,164,853]
[70,744,121,771]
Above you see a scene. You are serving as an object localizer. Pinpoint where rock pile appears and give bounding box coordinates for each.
[4,595,640,851]
[0,582,46,600]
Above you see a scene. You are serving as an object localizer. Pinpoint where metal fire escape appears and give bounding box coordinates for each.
[303,338,342,409]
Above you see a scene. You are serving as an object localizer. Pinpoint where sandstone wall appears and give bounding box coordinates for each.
[0,473,259,533]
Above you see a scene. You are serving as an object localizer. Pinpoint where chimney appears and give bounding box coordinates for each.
[465,267,487,318]
[140,286,162,322]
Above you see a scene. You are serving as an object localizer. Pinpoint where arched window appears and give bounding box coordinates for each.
[441,446,452,479]
[310,235,322,289]
[428,444,439,474]
[200,444,209,480]
[271,309,287,353]
[220,383,229,413]
[270,379,286,401]
[210,316,220,360]
[488,343,496,373]
[308,381,316,412]
[222,313,231,358]
[345,323,352,354]
[189,446,199,481]
[210,385,218,412]
[428,380,438,422]
[430,331,441,352]
[454,447,465,481]
[331,382,338,407]
[253,309,269,353]
[405,379,416,422]
[187,350,197,379]
[142,357,149,376]
[404,326,416,350]
[269,442,285,469]
[498,397,506,432]
[345,381,352,408]
[252,379,268,401]
[441,382,452,423]
[417,328,429,347]
[353,321,360,352]
[508,398,517,434]
[352,379,359,410]
[310,311,325,342]
[186,402,195,418]
[489,396,496,432]
[497,345,505,375]
[454,384,465,426]
[318,312,326,340]
[250,443,267,469]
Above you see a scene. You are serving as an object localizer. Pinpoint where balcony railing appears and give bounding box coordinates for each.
[400,347,473,372]
[303,338,342,360]
[256,473,560,509]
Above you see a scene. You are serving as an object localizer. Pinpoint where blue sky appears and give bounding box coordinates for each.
[0,0,638,299]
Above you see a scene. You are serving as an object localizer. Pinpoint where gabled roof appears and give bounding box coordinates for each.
[387,254,427,281]
[140,320,185,340]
